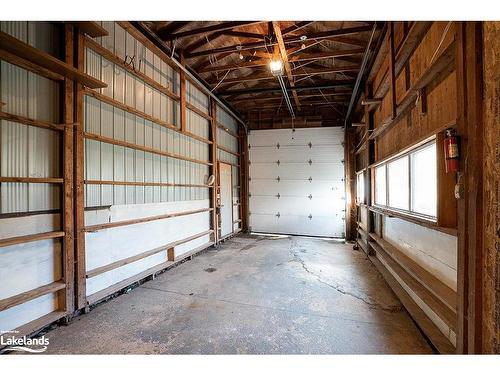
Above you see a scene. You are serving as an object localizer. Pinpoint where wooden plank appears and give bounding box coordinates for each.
[84,208,213,232]
[371,238,457,330]
[369,253,455,353]
[388,22,397,119]
[179,53,187,132]
[369,233,457,312]
[369,22,432,111]
[186,103,211,120]
[74,30,87,310]
[0,281,66,312]
[67,22,108,38]
[210,98,219,245]
[85,180,211,188]
[368,205,457,236]
[83,132,212,166]
[369,40,456,141]
[0,111,65,132]
[161,22,263,41]
[217,144,240,157]
[273,22,301,110]
[86,230,213,278]
[62,23,75,314]
[0,231,65,248]
[0,49,64,82]
[0,31,106,89]
[0,177,63,184]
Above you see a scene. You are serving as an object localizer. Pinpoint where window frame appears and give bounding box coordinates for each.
[372,138,437,222]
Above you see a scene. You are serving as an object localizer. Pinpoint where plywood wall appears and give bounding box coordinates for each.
[482,21,500,354]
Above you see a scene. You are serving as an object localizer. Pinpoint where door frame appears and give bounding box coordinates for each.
[217,161,234,240]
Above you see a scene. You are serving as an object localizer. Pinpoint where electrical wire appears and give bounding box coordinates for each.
[211,69,231,92]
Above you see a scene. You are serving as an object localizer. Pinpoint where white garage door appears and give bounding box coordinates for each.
[248,127,345,238]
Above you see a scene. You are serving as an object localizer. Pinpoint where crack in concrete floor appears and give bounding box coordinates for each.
[287,238,402,313]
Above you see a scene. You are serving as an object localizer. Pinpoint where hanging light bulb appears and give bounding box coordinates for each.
[270,59,283,76]
[239,52,244,60]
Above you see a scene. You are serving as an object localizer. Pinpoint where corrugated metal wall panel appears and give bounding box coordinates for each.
[1,22,60,58]
[186,81,209,113]
[216,105,238,133]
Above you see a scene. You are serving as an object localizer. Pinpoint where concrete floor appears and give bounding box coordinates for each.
[44,234,433,354]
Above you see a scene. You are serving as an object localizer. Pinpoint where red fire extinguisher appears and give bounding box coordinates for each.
[444,129,459,173]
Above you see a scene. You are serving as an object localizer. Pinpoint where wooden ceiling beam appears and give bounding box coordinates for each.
[160,21,265,41]
[186,25,373,58]
[183,31,224,54]
[219,80,354,96]
[198,48,364,73]
[221,30,267,40]
[289,48,365,62]
[156,21,191,39]
[231,90,352,103]
[281,21,314,36]
[209,65,359,86]
[273,22,301,110]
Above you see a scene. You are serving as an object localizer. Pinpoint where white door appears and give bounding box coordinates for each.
[219,162,233,238]
[249,127,345,238]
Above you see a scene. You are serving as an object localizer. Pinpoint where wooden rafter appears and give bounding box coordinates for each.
[186,25,373,58]
[273,21,301,110]
[156,21,191,39]
[282,21,314,36]
[161,21,265,41]
[219,80,354,96]
[198,48,364,73]
[208,65,359,86]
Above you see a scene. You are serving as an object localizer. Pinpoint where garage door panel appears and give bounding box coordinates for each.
[250,162,343,180]
[249,128,343,147]
[248,127,345,238]
[250,179,343,197]
[249,213,280,233]
[249,145,344,163]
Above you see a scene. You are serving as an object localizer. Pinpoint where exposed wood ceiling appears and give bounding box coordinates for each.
[141,21,383,129]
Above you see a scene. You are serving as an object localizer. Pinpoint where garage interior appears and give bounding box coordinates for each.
[0,20,498,355]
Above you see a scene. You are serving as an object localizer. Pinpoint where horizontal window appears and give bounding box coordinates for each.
[373,140,437,220]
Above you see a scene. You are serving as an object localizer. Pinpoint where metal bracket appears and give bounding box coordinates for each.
[276,193,281,199]
[308,177,312,183]
[276,212,281,218]
[308,159,312,165]
[308,142,312,148]
[308,194,312,200]
[276,176,281,182]
[308,214,312,220]
[276,142,280,149]
[276,160,280,166]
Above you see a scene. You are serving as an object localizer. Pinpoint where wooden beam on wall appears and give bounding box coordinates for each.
[179,53,187,132]
[210,98,219,245]
[74,29,87,311]
[455,21,484,354]
[62,23,75,315]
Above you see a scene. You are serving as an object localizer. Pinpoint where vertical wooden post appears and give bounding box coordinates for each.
[74,29,87,310]
[455,21,484,354]
[209,98,218,245]
[364,84,374,255]
[62,23,75,315]
[179,53,187,132]
[389,22,397,120]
